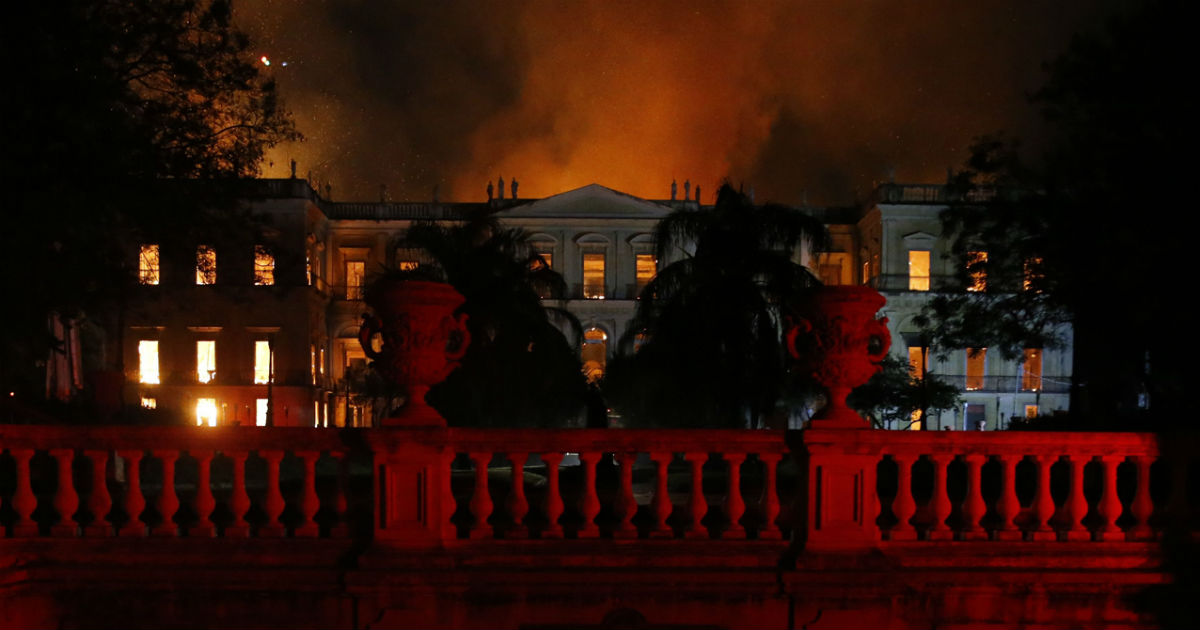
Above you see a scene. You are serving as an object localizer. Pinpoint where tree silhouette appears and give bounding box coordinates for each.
[400,217,588,427]
[606,184,829,428]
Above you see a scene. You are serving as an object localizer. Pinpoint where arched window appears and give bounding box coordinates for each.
[581,327,607,383]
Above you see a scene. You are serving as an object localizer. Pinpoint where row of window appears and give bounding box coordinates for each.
[138,245,276,286]
[905,250,1044,292]
[907,346,1044,391]
[137,339,274,385]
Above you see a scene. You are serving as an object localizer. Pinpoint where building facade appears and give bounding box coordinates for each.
[119,179,1070,429]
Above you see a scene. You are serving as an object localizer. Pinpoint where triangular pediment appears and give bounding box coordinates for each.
[498,184,672,219]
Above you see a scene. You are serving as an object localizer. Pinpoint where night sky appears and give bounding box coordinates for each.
[237,0,1128,205]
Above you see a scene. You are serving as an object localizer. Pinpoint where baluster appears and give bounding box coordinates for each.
[722,453,746,539]
[260,451,286,537]
[84,450,112,537]
[11,449,39,537]
[993,454,1022,541]
[118,450,145,537]
[889,453,917,541]
[226,451,252,538]
[928,454,953,540]
[1097,455,1125,542]
[192,451,216,537]
[613,452,638,539]
[1129,455,1155,541]
[468,452,494,539]
[505,452,529,539]
[540,452,565,539]
[50,449,79,537]
[757,453,783,540]
[1031,455,1059,541]
[1065,455,1091,541]
[295,451,321,538]
[960,454,987,540]
[684,452,709,539]
[648,452,674,538]
[152,450,179,536]
[576,452,602,538]
[330,453,350,538]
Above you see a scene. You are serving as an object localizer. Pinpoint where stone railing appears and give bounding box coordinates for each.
[0,424,1191,548]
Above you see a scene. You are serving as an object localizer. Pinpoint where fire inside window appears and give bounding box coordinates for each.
[196,398,218,427]
[635,254,656,293]
[346,261,365,300]
[139,245,160,285]
[254,340,272,384]
[140,397,156,409]
[966,348,986,390]
[583,253,605,299]
[197,340,216,383]
[1024,256,1044,292]
[138,340,160,384]
[908,251,930,291]
[196,246,216,285]
[254,246,275,286]
[966,251,987,292]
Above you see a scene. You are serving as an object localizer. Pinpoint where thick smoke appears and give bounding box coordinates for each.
[240,0,1125,205]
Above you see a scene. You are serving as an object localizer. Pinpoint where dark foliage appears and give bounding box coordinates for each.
[399,218,588,427]
[847,354,961,429]
[605,184,829,428]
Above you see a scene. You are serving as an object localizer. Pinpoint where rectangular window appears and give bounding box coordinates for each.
[254,340,272,384]
[306,254,313,286]
[635,254,656,292]
[196,398,218,427]
[196,246,216,285]
[397,260,419,271]
[583,253,605,299]
[256,398,268,427]
[138,340,160,384]
[140,397,156,409]
[319,347,325,376]
[535,251,552,270]
[862,261,870,285]
[965,348,986,390]
[966,251,987,292]
[315,401,321,428]
[139,245,160,285]
[818,252,848,286]
[1024,256,1044,293]
[907,346,927,380]
[310,345,317,384]
[1022,348,1043,391]
[345,261,365,300]
[908,250,930,291]
[1025,404,1039,419]
[909,409,923,431]
[965,403,986,430]
[254,246,275,286]
[196,340,216,383]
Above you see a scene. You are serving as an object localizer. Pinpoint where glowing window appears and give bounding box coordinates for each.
[318,347,325,376]
[254,246,275,286]
[140,397,156,409]
[907,347,927,380]
[909,409,923,431]
[345,261,365,300]
[138,340,160,384]
[310,345,317,384]
[908,251,930,291]
[1025,404,1039,419]
[197,340,216,383]
[306,254,312,286]
[818,252,848,286]
[1022,348,1042,391]
[138,245,160,285]
[256,399,268,427]
[254,340,272,384]
[862,261,870,285]
[196,246,216,285]
[635,254,657,293]
[965,348,986,390]
[314,401,321,428]
[196,398,218,427]
[583,253,605,299]
[1024,257,1044,293]
[966,251,987,292]
[397,260,419,271]
[534,251,552,270]
[581,327,607,383]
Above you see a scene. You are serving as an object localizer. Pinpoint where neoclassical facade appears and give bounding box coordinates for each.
[121,179,1070,429]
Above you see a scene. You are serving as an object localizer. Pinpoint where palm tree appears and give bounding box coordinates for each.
[605,184,829,428]
[399,216,587,427]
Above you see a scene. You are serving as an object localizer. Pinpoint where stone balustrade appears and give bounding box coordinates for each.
[1,425,1193,548]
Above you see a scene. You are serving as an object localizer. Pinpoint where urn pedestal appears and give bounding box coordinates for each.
[359,280,470,427]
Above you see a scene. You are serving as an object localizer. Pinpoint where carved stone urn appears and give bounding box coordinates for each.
[786,285,891,428]
[359,280,470,427]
